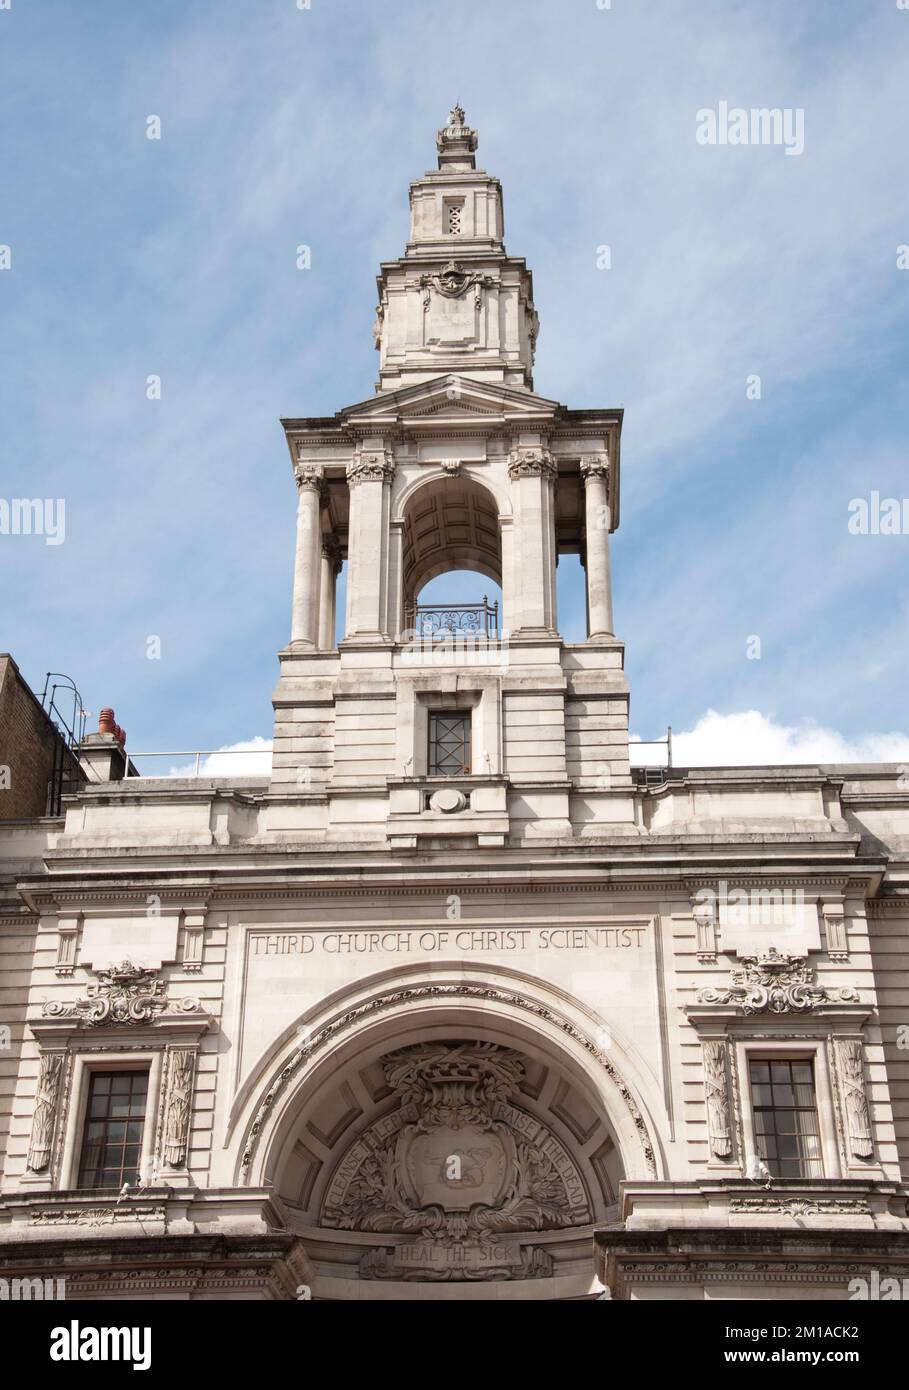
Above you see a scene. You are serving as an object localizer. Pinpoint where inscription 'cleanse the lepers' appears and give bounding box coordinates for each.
[252,926,646,956]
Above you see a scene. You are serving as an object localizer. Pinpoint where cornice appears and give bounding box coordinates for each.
[866,898,909,916]
[11,868,885,912]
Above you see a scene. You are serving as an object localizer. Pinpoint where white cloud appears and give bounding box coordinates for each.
[632,710,909,768]
[163,716,909,779]
[137,714,909,780]
[162,737,273,778]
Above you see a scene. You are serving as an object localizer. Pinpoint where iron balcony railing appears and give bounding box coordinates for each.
[403,598,499,640]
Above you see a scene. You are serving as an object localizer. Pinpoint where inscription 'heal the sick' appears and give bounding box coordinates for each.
[252,926,647,955]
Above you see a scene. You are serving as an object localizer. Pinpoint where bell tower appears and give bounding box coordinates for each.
[374,105,538,392]
[269,110,632,844]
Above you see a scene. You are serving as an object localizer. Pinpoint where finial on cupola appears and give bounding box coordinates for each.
[436,104,478,170]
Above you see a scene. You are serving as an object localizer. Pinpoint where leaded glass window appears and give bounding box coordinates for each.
[750,1058,822,1179]
[428,712,470,776]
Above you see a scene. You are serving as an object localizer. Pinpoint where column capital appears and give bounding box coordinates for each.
[507,446,555,481]
[322,534,343,574]
[347,449,395,488]
[580,454,610,492]
[294,465,324,494]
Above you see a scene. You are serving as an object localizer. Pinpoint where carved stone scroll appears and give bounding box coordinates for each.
[42,960,201,1027]
[696,948,859,1015]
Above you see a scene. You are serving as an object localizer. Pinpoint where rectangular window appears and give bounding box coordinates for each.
[446,201,463,235]
[77,1070,149,1190]
[750,1058,822,1179]
[428,712,471,776]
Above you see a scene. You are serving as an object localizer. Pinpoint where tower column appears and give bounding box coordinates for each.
[581,456,614,638]
[344,450,395,642]
[507,448,558,635]
[318,536,342,649]
[290,467,323,646]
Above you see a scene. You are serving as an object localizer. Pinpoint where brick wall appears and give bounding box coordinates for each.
[0,654,83,819]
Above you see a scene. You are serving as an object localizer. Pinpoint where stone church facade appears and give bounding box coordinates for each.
[1,109,908,1301]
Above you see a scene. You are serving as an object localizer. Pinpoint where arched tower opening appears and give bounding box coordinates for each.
[400,473,504,639]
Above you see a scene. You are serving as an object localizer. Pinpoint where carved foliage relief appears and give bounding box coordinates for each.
[27,1053,65,1172]
[835,1039,874,1160]
[162,1049,195,1167]
[322,1042,591,1281]
[702,1040,732,1159]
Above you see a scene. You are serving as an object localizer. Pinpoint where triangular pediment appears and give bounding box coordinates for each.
[339,376,562,427]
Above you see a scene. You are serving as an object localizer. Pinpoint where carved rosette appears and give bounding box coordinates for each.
[703,1040,732,1159]
[41,960,201,1027]
[696,949,860,1015]
[27,1053,64,1172]
[836,1039,873,1160]
[346,450,395,488]
[507,447,556,482]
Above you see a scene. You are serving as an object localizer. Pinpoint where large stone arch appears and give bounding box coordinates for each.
[395,471,506,615]
[392,466,512,529]
[228,965,663,1298]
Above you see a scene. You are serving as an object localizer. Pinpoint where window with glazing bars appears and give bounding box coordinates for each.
[77,1070,149,1190]
[428,712,470,776]
[749,1058,822,1178]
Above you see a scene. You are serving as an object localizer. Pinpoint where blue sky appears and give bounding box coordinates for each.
[1,0,908,766]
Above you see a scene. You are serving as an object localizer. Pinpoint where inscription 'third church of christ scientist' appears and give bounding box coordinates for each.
[252,926,648,955]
